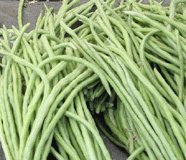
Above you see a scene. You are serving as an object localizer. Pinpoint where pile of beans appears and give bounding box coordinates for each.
[0,0,186,160]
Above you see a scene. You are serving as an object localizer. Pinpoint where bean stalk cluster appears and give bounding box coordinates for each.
[0,0,186,160]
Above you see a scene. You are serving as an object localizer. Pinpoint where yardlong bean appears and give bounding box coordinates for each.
[1,0,186,160]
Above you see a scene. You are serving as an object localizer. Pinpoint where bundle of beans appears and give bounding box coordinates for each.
[0,1,111,160]
[0,0,186,160]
